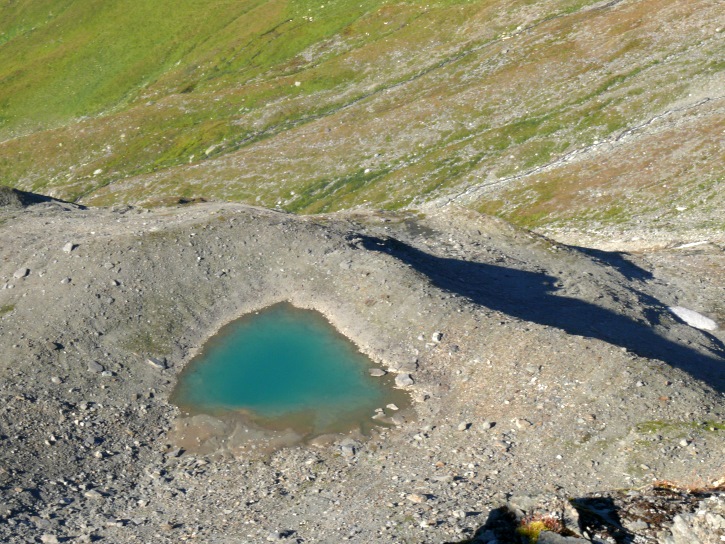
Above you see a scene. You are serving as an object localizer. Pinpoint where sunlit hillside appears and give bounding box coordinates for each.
[1,0,722,232]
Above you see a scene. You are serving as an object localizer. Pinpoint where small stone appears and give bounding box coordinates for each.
[458,422,470,431]
[480,420,493,430]
[431,331,443,342]
[369,368,386,377]
[13,268,29,279]
[51,376,62,384]
[514,418,532,429]
[636,381,645,387]
[84,490,103,500]
[386,403,399,411]
[395,373,414,387]
[40,535,59,544]
[60,277,71,284]
[146,357,166,370]
[625,519,649,532]
[340,445,356,458]
[87,361,104,373]
[407,493,427,504]
[62,242,76,253]
[680,439,690,447]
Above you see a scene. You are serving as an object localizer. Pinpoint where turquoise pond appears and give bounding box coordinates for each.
[170,303,408,438]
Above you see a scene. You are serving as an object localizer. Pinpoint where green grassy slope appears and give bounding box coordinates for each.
[0,0,722,233]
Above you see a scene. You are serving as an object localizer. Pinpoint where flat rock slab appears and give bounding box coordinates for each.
[668,306,718,331]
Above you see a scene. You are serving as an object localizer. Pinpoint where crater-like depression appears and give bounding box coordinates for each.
[169,303,410,453]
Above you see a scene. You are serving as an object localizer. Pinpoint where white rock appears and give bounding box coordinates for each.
[93,169,103,176]
[62,242,76,253]
[368,368,386,377]
[395,373,414,387]
[668,306,718,331]
[431,331,443,342]
[40,535,59,544]
[13,268,29,279]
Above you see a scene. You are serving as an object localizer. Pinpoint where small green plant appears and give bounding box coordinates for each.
[516,514,564,543]
[0,304,14,316]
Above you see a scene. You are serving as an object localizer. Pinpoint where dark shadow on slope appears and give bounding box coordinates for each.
[356,235,725,392]
[571,497,633,543]
[565,245,654,283]
[0,186,86,209]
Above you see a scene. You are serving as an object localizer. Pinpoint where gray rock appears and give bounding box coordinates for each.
[480,420,494,430]
[663,496,725,544]
[458,422,470,431]
[431,331,443,342]
[146,357,166,370]
[13,268,29,279]
[87,361,104,373]
[40,535,59,544]
[84,490,103,500]
[62,242,77,253]
[368,368,386,377]
[395,373,414,386]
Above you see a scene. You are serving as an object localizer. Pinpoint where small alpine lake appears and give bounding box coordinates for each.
[169,303,410,453]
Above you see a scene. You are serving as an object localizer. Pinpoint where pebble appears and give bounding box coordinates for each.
[40,535,59,544]
[407,493,428,503]
[458,422,470,431]
[480,420,494,430]
[62,242,76,253]
[431,331,443,342]
[395,373,414,386]
[514,418,533,429]
[60,278,71,284]
[87,361,104,373]
[13,268,29,279]
[369,368,386,377]
[386,403,399,411]
[146,357,166,370]
[84,490,103,500]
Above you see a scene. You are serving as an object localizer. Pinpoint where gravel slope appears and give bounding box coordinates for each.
[0,199,722,543]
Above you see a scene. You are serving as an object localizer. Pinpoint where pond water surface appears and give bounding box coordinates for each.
[170,303,408,451]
